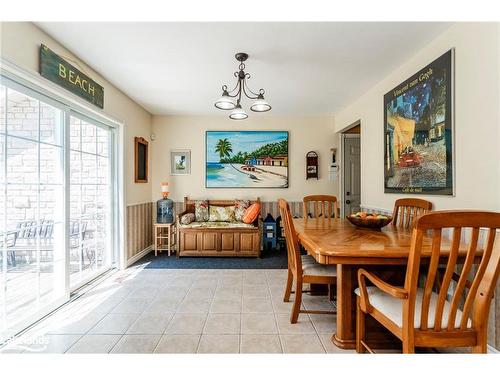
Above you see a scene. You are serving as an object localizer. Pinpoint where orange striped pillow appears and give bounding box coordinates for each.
[242,202,261,224]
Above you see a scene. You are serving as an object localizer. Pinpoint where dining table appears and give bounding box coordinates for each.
[292,217,470,350]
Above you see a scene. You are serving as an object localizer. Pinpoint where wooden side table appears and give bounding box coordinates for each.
[154,222,176,256]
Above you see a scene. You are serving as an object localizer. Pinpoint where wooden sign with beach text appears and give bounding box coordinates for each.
[39,44,104,108]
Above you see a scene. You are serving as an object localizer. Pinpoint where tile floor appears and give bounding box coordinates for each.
[0,268,350,354]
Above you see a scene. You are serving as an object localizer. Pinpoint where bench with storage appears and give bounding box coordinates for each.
[176,197,261,257]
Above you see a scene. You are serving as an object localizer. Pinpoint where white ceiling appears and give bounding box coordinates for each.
[36,22,451,116]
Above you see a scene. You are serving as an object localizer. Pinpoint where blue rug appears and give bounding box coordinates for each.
[132,248,288,269]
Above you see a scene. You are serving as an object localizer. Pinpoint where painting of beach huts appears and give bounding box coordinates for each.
[384,50,453,195]
[206,131,289,188]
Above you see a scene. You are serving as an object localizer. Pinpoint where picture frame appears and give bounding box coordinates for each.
[134,136,149,183]
[205,131,289,189]
[170,149,191,175]
[383,49,454,195]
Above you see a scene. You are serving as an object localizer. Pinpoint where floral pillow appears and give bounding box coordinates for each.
[208,205,236,222]
[194,200,209,222]
[234,199,250,222]
[180,213,195,225]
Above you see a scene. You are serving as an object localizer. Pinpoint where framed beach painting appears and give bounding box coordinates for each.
[170,149,191,175]
[384,49,454,195]
[206,131,289,188]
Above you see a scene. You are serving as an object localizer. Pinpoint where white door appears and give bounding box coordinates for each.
[343,136,361,215]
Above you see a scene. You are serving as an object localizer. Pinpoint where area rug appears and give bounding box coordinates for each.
[131,248,288,269]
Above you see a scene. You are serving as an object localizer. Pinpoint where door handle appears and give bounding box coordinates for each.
[346,200,351,204]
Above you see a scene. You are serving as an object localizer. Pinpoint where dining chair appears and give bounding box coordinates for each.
[391,198,433,229]
[303,195,338,219]
[356,211,500,353]
[278,198,336,323]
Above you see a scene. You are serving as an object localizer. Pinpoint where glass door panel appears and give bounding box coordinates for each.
[0,84,66,340]
[69,114,112,288]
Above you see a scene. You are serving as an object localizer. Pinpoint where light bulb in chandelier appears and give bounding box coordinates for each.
[229,102,248,120]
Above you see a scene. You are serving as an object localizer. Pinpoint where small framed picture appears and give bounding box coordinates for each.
[170,150,191,175]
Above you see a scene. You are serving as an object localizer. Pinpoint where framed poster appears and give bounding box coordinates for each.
[206,131,289,188]
[134,137,148,183]
[170,150,191,175]
[384,49,454,195]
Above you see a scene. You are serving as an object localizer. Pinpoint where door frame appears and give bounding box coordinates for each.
[339,121,361,218]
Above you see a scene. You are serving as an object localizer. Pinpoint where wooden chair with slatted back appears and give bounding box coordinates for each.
[303,195,338,219]
[392,198,433,229]
[278,198,336,323]
[356,211,500,353]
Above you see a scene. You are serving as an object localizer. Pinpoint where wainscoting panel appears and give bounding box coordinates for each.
[126,202,154,261]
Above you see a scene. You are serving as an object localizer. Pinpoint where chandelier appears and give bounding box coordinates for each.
[214,52,271,120]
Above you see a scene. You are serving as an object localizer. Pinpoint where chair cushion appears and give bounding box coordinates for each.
[301,255,337,277]
[354,286,471,329]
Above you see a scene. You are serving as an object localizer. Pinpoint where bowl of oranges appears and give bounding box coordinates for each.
[346,211,392,230]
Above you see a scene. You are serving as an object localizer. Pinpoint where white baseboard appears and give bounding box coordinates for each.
[126,245,153,267]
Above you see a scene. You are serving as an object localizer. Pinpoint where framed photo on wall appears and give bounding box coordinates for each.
[384,49,454,195]
[170,150,191,175]
[205,131,289,188]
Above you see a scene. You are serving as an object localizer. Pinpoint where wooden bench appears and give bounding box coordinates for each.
[176,197,261,257]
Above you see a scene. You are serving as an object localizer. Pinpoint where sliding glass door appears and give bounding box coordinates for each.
[0,76,116,341]
[69,114,113,288]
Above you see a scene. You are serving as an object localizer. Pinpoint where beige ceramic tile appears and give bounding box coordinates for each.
[197,334,240,354]
[176,299,212,314]
[66,334,122,353]
[154,334,201,353]
[281,334,325,354]
[275,313,316,334]
[111,334,161,353]
[203,314,241,334]
[241,313,278,334]
[210,298,242,313]
[88,313,140,334]
[242,297,274,313]
[309,313,336,334]
[165,314,207,334]
[240,334,282,353]
[126,312,173,334]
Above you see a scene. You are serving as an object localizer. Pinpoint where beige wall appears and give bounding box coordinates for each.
[151,115,337,202]
[0,22,153,205]
[334,22,500,212]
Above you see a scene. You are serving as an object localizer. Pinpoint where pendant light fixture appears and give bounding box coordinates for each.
[214,52,271,120]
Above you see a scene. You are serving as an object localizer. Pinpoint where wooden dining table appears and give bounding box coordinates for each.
[293,217,465,350]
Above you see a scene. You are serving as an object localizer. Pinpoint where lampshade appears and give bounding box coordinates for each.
[250,95,271,112]
[214,90,236,110]
[229,103,248,120]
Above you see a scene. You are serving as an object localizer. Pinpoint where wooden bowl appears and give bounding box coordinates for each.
[346,214,393,230]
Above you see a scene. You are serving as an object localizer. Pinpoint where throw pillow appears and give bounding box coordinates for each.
[208,205,236,222]
[180,213,195,225]
[234,199,250,222]
[194,200,209,222]
[242,202,261,224]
